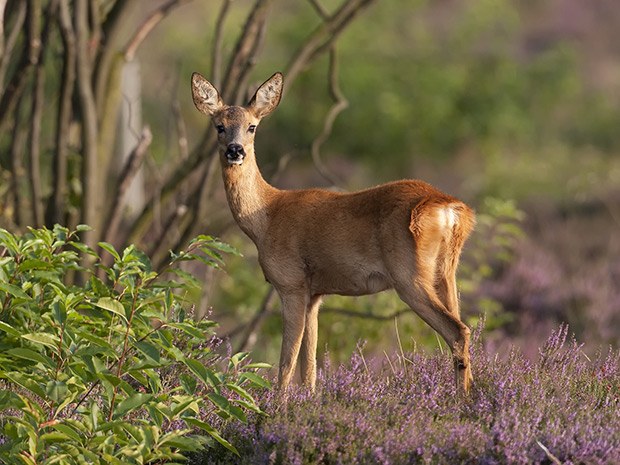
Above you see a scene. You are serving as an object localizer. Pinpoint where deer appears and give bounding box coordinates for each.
[191,71,476,394]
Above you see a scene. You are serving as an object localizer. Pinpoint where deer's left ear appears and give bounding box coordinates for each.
[248,72,283,119]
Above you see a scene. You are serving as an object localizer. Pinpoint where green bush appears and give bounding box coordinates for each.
[0,226,270,464]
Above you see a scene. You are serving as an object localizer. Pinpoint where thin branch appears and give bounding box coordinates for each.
[307,0,329,19]
[221,0,274,103]
[0,1,40,135]
[172,100,189,160]
[47,0,77,226]
[0,0,25,90]
[75,0,100,246]
[88,0,102,62]
[233,15,269,106]
[235,287,276,352]
[124,0,192,62]
[101,126,153,246]
[94,0,132,114]
[310,46,348,186]
[9,94,27,227]
[285,0,377,88]
[123,136,216,246]
[25,0,43,227]
[211,0,232,89]
[29,0,59,227]
[0,0,6,56]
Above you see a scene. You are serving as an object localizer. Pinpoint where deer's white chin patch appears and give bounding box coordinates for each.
[226,155,245,165]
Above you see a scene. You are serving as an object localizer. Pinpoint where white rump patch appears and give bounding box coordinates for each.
[439,206,458,230]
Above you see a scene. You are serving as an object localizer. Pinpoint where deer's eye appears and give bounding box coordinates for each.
[216,124,225,134]
[248,125,256,134]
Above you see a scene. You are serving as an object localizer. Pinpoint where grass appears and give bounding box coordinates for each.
[193,324,619,464]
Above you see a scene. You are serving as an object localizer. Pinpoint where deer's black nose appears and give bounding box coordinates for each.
[227,143,244,156]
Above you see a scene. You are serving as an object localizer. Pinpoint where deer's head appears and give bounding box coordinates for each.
[191,72,283,166]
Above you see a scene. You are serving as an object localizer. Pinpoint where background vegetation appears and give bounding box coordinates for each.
[0,0,618,428]
[1,1,619,462]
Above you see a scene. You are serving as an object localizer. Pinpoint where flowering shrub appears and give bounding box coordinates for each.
[199,325,619,464]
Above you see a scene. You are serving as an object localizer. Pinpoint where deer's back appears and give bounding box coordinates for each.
[258,180,472,296]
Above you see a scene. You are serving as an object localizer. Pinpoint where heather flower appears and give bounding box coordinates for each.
[193,326,620,465]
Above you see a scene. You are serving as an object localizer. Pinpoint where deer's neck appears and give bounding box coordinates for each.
[221,155,278,244]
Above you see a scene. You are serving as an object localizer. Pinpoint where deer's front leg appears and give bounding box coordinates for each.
[277,292,308,391]
[299,295,322,391]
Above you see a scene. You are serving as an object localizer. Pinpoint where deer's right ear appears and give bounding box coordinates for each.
[191,72,223,116]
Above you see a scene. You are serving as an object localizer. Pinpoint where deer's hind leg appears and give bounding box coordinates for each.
[392,205,473,393]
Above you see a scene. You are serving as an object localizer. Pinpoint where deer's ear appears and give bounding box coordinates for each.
[191,72,224,115]
[248,72,283,119]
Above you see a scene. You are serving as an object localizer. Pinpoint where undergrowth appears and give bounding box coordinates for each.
[198,324,619,465]
[0,225,270,464]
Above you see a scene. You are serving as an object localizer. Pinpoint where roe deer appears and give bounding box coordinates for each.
[191,71,476,394]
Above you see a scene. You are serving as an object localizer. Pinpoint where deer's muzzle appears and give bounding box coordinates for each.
[225,143,245,165]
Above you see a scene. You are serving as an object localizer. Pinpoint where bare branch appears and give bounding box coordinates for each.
[88,0,102,62]
[211,0,232,89]
[307,0,329,20]
[235,287,276,352]
[29,0,59,227]
[47,0,76,226]
[75,0,101,247]
[221,0,274,103]
[102,126,153,246]
[285,0,377,88]
[172,100,189,160]
[310,46,348,186]
[124,0,192,62]
[0,0,6,55]
[0,1,40,135]
[123,136,217,246]
[9,94,26,227]
[94,0,133,114]
[0,0,26,90]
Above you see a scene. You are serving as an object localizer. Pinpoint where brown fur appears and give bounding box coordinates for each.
[191,71,476,394]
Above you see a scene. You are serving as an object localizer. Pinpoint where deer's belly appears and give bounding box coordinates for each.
[308,265,392,296]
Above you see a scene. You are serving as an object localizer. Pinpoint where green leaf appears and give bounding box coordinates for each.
[0,321,20,337]
[182,358,210,387]
[207,392,230,411]
[98,242,121,262]
[45,380,68,403]
[93,297,127,322]
[184,418,239,455]
[75,329,115,353]
[51,423,83,443]
[225,382,255,403]
[168,322,207,340]
[0,281,29,300]
[244,362,272,369]
[113,393,153,420]
[135,341,161,364]
[6,348,55,368]
[158,431,205,453]
[179,374,197,395]
[21,333,60,353]
[4,372,46,398]
[240,372,271,389]
[17,258,52,272]
[230,352,250,368]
